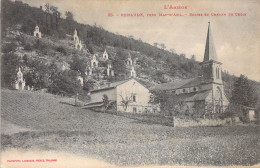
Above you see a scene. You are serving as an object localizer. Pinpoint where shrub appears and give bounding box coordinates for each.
[56,46,67,55]
[2,42,17,53]
[24,43,32,51]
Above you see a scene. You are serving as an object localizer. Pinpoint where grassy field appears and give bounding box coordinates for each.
[1,89,260,166]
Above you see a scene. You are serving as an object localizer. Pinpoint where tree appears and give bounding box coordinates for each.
[1,53,21,88]
[44,3,51,32]
[191,54,196,61]
[50,6,61,29]
[160,43,166,50]
[119,94,132,111]
[65,11,74,21]
[102,94,109,112]
[170,48,176,54]
[153,42,158,47]
[47,70,81,96]
[231,75,257,108]
[150,90,184,117]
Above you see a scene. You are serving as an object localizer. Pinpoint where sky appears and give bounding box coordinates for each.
[21,0,260,81]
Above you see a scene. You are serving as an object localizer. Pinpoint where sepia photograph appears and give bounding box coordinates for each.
[1,0,260,168]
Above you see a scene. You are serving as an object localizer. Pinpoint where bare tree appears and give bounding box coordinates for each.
[119,94,132,111]
[170,48,176,54]
[153,42,158,48]
[160,43,166,50]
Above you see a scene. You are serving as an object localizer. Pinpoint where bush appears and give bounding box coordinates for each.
[24,43,32,51]
[2,42,17,53]
[56,46,67,55]
[33,39,47,50]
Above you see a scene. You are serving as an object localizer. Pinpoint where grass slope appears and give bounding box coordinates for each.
[1,90,260,166]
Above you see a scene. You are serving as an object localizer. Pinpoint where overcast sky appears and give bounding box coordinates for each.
[21,0,260,81]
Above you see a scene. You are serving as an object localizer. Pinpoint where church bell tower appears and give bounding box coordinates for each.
[200,22,223,85]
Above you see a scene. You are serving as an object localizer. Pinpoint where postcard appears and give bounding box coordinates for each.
[1,0,259,168]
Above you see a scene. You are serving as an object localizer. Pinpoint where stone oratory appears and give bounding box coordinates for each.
[91,54,99,68]
[73,29,82,50]
[33,25,42,38]
[103,50,109,60]
[15,67,26,90]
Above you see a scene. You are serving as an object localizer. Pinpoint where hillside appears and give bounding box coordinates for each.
[1,0,260,106]
[1,0,202,90]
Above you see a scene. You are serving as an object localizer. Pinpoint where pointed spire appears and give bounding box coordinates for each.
[203,22,218,62]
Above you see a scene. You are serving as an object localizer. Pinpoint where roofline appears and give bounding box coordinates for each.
[90,78,138,93]
[200,60,222,65]
[90,86,116,93]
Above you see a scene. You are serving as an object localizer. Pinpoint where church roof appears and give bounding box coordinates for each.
[203,22,218,62]
[150,77,201,91]
[172,89,211,102]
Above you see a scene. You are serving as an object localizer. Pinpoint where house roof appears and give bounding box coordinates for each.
[90,79,131,93]
[150,77,201,91]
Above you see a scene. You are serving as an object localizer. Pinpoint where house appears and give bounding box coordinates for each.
[84,79,154,113]
[151,22,229,114]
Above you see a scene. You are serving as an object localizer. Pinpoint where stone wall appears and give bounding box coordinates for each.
[173,117,238,127]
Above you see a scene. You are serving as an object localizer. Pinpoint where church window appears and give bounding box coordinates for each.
[216,67,218,79]
[133,107,137,113]
[132,95,136,102]
[193,87,197,92]
[182,89,186,93]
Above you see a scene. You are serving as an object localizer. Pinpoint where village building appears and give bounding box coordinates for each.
[84,79,154,113]
[33,25,41,38]
[15,67,26,90]
[151,23,229,114]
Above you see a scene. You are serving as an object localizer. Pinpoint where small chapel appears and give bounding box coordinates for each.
[33,25,41,38]
[73,29,82,50]
[151,23,229,114]
[15,67,26,90]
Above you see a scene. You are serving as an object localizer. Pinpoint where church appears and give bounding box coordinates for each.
[151,23,229,114]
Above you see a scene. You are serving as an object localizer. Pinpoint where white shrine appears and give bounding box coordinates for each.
[77,76,84,86]
[127,57,133,66]
[61,64,66,71]
[130,66,136,78]
[107,63,113,76]
[103,50,109,60]
[73,29,82,50]
[33,25,42,38]
[85,67,93,76]
[91,54,99,68]
[15,67,26,90]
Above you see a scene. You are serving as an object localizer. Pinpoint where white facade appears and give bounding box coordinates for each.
[15,67,26,90]
[73,29,82,50]
[103,50,109,60]
[91,55,98,68]
[90,79,153,113]
[33,25,41,38]
[130,66,136,78]
[116,79,151,113]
